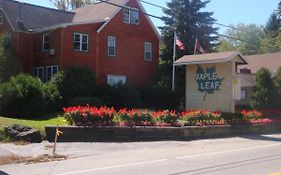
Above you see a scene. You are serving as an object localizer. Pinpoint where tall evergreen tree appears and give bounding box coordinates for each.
[154,0,218,89]
[265,12,281,34]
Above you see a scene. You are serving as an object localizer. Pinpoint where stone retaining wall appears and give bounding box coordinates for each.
[45,123,281,142]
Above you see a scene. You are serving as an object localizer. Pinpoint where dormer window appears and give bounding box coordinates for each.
[123,7,139,25]
[0,9,3,24]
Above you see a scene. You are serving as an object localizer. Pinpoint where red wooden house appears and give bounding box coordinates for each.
[0,0,159,87]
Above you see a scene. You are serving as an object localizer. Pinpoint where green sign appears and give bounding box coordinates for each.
[195,65,224,94]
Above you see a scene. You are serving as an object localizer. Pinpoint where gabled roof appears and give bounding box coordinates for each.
[239,52,281,75]
[0,0,159,38]
[72,0,127,23]
[0,0,74,32]
[174,51,247,66]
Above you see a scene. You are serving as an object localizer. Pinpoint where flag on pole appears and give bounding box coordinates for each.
[194,38,205,54]
[175,34,185,50]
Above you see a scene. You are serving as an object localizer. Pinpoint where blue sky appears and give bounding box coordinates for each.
[19,0,280,33]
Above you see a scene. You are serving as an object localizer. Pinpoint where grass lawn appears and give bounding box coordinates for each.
[0,113,68,141]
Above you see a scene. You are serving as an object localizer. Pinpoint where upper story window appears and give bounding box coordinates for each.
[108,36,116,56]
[42,33,50,52]
[123,7,139,25]
[46,65,58,81]
[73,33,88,52]
[144,42,152,61]
[0,9,3,24]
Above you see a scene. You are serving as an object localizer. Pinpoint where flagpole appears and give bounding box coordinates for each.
[193,37,197,55]
[172,31,176,91]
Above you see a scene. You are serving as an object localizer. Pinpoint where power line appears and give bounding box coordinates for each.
[139,0,241,31]
[99,0,268,49]
[98,0,162,20]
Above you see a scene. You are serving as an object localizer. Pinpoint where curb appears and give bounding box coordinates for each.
[45,123,281,142]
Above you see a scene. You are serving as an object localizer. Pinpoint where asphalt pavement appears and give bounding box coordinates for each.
[1,134,281,175]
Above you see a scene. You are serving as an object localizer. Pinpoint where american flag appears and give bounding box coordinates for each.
[175,34,185,50]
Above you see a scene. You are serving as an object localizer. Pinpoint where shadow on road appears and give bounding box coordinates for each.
[240,133,281,142]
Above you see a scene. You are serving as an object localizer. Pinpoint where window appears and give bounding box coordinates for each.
[107,75,126,86]
[42,34,50,51]
[241,89,247,100]
[46,65,58,81]
[123,7,139,25]
[73,33,88,52]
[108,36,116,56]
[0,9,3,24]
[144,42,152,61]
[33,67,44,81]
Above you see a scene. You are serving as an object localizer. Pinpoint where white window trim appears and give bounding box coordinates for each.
[0,9,3,24]
[123,6,139,25]
[46,65,59,81]
[123,8,130,24]
[73,33,89,52]
[108,36,116,57]
[42,33,50,52]
[144,42,152,61]
[33,67,44,81]
[107,75,126,86]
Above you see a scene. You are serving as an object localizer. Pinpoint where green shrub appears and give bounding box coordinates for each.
[97,84,142,109]
[274,67,281,109]
[44,81,62,112]
[0,74,47,118]
[51,66,96,103]
[68,97,105,107]
[252,68,276,109]
[142,85,181,110]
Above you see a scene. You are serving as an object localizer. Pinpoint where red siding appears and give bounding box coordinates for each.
[0,13,32,73]
[97,0,159,87]
[1,0,159,88]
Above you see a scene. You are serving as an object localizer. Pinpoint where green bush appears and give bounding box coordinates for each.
[44,81,62,112]
[51,66,96,103]
[97,84,142,109]
[0,74,47,118]
[142,85,181,110]
[252,68,276,109]
[274,67,281,109]
[68,97,105,107]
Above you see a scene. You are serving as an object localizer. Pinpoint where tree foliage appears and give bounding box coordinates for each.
[274,67,281,109]
[156,0,218,89]
[216,23,265,55]
[260,1,281,53]
[265,12,281,34]
[252,68,276,109]
[50,0,94,11]
[0,34,21,83]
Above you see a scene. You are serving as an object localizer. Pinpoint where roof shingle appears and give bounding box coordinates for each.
[0,0,74,32]
[0,0,128,32]
[174,51,247,65]
[240,52,281,74]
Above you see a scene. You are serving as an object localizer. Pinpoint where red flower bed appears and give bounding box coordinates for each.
[63,106,281,127]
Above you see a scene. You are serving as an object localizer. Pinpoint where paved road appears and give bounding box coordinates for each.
[1,134,281,175]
